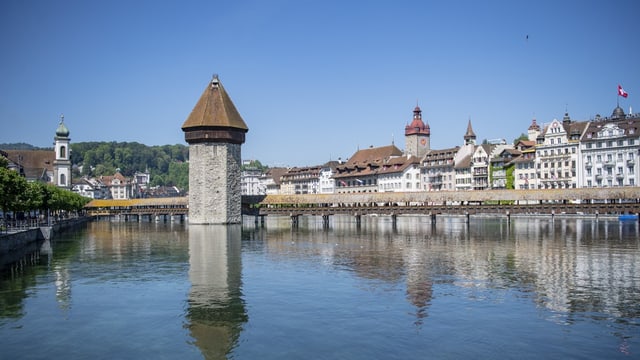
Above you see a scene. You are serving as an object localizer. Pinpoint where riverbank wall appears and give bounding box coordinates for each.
[0,216,94,270]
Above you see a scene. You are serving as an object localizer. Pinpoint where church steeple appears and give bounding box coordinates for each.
[53,114,71,189]
[464,118,476,145]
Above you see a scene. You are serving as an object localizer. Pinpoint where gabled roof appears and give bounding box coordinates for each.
[181,76,248,131]
[334,144,403,179]
[101,172,129,186]
[378,155,420,175]
[515,140,535,150]
[343,144,402,167]
[454,153,472,169]
[541,118,588,139]
[581,116,640,141]
[3,149,54,181]
[3,149,54,170]
[264,167,288,185]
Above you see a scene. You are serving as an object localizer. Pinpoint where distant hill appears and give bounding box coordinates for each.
[0,143,52,150]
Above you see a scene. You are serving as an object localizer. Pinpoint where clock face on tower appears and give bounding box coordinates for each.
[420,138,427,147]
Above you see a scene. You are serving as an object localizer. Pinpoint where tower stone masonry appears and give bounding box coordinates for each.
[182,75,249,224]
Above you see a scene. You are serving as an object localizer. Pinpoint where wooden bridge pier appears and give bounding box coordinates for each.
[253,214,266,227]
[321,214,330,228]
[291,214,299,228]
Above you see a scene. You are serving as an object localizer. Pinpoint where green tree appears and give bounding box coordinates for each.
[151,174,166,187]
[513,133,528,144]
[166,162,189,190]
[17,182,44,213]
[94,163,116,176]
[0,167,27,213]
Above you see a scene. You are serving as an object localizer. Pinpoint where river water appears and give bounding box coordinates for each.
[0,215,638,359]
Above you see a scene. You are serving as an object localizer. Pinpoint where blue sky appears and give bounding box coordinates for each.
[1,0,638,167]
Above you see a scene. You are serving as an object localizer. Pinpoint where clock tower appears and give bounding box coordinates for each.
[404,105,430,158]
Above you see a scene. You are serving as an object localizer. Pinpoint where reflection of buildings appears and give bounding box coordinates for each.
[187,225,247,359]
[249,214,640,326]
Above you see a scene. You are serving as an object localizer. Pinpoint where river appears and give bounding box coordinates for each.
[0,215,639,359]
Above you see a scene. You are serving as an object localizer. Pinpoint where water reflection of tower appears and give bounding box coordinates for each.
[404,243,433,327]
[187,225,247,359]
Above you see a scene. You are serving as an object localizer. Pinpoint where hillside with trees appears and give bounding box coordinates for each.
[70,142,189,191]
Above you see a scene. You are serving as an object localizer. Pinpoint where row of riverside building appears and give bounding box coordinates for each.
[242,104,640,195]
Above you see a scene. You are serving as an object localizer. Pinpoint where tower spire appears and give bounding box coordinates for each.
[464,117,476,145]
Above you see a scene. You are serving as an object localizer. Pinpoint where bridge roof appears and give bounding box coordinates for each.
[86,197,188,208]
[253,187,640,205]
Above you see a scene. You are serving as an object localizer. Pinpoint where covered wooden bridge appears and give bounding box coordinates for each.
[84,187,640,223]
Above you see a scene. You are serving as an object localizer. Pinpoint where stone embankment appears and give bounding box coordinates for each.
[0,216,93,270]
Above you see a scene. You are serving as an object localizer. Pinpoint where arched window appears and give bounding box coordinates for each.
[60,173,66,186]
[60,146,66,158]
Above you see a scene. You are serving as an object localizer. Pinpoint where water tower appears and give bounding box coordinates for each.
[181,75,249,224]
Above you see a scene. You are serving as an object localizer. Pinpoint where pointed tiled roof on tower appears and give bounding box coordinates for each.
[182,75,248,130]
[464,118,476,141]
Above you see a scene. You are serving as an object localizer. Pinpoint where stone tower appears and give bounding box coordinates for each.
[527,117,540,141]
[404,105,430,158]
[181,75,249,224]
[53,115,72,189]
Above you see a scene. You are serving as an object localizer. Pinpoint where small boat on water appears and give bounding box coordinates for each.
[618,214,639,221]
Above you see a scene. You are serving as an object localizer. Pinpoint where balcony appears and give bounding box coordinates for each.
[585,161,592,168]
[628,159,635,166]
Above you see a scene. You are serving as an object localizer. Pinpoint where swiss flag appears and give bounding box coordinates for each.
[618,84,628,98]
